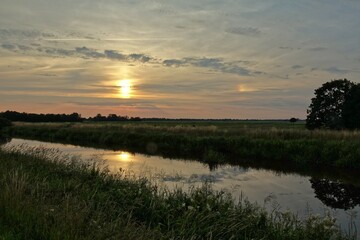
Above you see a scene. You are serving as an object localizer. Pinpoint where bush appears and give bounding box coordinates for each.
[0,117,12,130]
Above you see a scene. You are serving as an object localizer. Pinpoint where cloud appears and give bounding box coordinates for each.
[324,66,351,74]
[149,56,259,76]
[17,44,32,51]
[1,43,16,50]
[279,46,294,50]
[162,57,256,76]
[1,43,34,52]
[1,43,153,64]
[104,50,126,60]
[226,27,261,37]
[42,47,75,57]
[128,53,152,63]
[75,47,105,58]
[1,42,259,77]
[36,73,57,77]
[308,47,327,51]
[163,59,187,67]
[0,29,56,39]
[75,47,153,62]
[292,65,303,69]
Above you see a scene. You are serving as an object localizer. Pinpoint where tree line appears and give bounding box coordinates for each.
[0,111,143,123]
[0,111,292,123]
[0,111,83,123]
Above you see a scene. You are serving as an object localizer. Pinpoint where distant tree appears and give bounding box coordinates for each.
[0,111,83,122]
[107,114,119,121]
[306,79,356,130]
[289,118,298,123]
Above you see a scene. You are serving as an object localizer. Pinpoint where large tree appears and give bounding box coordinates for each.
[343,84,360,129]
[306,79,356,130]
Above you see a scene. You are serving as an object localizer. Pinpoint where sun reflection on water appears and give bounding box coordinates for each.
[117,152,132,162]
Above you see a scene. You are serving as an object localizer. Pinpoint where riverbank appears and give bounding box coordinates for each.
[8,122,360,170]
[0,145,354,240]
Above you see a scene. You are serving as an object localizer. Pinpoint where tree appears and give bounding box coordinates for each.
[306,79,356,130]
[289,117,298,123]
[343,84,360,129]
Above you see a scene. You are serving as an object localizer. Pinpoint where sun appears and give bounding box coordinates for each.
[118,79,132,98]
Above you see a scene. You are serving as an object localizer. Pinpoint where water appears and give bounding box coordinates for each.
[3,138,360,237]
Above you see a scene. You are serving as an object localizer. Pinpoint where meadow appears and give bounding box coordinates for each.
[7,120,360,170]
[0,145,354,240]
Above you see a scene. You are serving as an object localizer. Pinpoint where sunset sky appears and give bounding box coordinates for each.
[1,0,359,119]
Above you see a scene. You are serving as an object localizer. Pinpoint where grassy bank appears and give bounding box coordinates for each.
[8,122,360,170]
[0,145,355,240]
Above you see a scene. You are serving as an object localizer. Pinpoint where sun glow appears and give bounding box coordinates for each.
[117,152,132,162]
[118,79,132,98]
[238,85,257,93]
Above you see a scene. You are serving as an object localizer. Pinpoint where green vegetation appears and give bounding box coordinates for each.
[0,117,12,130]
[8,121,360,170]
[0,117,12,144]
[306,79,360,130]
[0,145,355,240]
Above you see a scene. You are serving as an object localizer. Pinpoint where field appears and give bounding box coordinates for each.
[0,145,354,240]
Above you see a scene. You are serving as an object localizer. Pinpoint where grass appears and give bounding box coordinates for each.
[0,144,356,240]
[7,121,360,170]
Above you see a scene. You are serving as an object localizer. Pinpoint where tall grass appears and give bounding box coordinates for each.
[0,145,355,240]
[8,122,360,170]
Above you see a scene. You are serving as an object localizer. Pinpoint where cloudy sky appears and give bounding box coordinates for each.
[0,0,359,119]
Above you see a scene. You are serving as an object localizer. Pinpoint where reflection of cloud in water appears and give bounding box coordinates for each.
[162,166,250,184]
[162,174,185,182]
[236,176,258,181]
[188,174,219,183]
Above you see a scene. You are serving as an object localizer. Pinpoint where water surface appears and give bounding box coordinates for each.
[4,138,359,236]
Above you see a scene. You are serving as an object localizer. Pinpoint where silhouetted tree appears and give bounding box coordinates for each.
[306,79,356,130]
[289,118,298,123]
[343,84,360,129]
[310,178,360,210]
[0,111,83,122]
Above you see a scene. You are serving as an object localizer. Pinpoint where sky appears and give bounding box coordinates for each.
[0,0,359,119]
